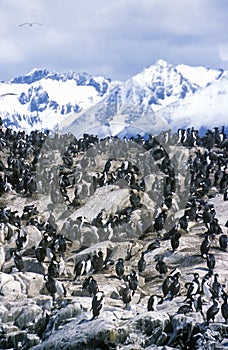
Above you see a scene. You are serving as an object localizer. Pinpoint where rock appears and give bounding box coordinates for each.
[133,311,170,337]
[0,272,14,290]
[1,258,14,274]
[0,246,5,270]
[144,326,164,347]
[156,331,168,346]
[110,290,120,300]
[0,304,8,322]
[13,304,43,330]
[68,240,114,265]
[30,311,128,350]
[24,334,41,348]
[0,129,228,350]
[21,225,43,249]
[1,278,22,296]
[23,259,46,275]
[14,272,45,297]
[80,227,99,247]
[69,186,129,223]
[2,330,27,349]
[109,241,142,261]
[34,309,51,339]
[52,302,83,327]
[168,314,195,347]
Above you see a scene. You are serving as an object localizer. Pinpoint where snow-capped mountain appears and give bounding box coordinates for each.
[59,59,228,137]
[0,69,115,130]
[176,64,224,87]
[0,59,227,136]
[156,73,228,131]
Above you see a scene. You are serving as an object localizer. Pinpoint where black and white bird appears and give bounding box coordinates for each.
[115,258,125,280]
[53,234,67,255]
[73,259,86,281]
[202,276,213,301]
[137,252,146,274]
[169,272,181,300]
[127,270,138,296]
[211,273,221,299]
[200,232,211,258]
[35,245,46,263]
[170,230,182,252]
[19,22,43,27]
[91,290,104,319]
[12,250,24,272]
[202,207,213,229]
[120,286,132,310]
[46,247,56,262]
[44,275,56,301]
[92,251,104,273]
[153,211,167,235]
[147,295,163,311]
[195,294,205,319]
[155,258,168,276]
[219,234,228,252]
[179,214,189,231]
[48,257,59,278]
[192,273,201,295]
[185,280,200,302]
[73,254,92,280]
[84,254,93,275]
[221,292,228,324]
[177,300,193,315]
[16,230,29,251]
[206,297,220,325]
[145,239,160,253]
[44,275,66,302]
[83,276,98,296]
[55,279,67,299]
[162,275,173,298]
[206,253,216,273]
[58,254,65,276]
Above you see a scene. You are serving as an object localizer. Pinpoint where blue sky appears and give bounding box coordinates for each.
[1,0,228,82]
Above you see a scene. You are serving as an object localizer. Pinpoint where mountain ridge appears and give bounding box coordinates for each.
[0,59,227,135]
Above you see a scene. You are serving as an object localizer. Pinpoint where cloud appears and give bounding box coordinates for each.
[0,37,25,63]
[1,0,228,81]
[218,43,228,62]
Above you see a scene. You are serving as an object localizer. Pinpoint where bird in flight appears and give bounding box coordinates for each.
[18,22,43,27]
[0,93,17,100]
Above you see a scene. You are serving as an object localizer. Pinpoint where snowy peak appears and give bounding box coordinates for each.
[176,64,224,87]
[0,69,115,130]
[10,68,111,96]
[0,59,228,134]
[156,73,228,131]
[60,60,228,137]
[131,59,198,106]
[92,58,199,123]
[11,68,50,84]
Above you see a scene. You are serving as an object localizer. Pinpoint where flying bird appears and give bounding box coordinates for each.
[0,93,17,100]
[18,22,43,27]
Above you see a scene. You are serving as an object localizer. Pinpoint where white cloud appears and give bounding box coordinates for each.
[1,0,228,81]
[218,43,228,62]
[0,37,25,63]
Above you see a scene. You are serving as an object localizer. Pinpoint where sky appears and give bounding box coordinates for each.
[1,0,228,82]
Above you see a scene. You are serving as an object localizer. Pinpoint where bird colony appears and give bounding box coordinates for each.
[0,119,228,349]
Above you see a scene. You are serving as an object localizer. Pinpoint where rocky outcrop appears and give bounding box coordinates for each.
[0,127,228,350]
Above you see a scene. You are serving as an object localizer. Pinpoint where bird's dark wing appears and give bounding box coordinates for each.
[18,22,43,27]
